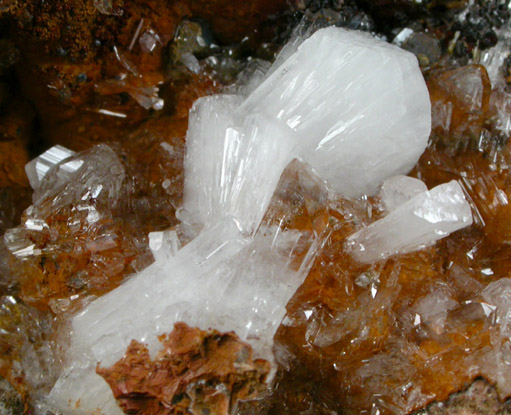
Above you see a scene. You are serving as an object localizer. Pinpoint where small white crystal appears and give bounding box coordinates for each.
[139,29,161,53]
[379,175,428,212]
[346,180,473,263]
[240,27,431,197]
[180,52,201,74]
[25,145,76,190]
[148,229,181,261]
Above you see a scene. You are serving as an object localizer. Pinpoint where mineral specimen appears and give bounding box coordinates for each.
[41,25,447,415]
[4,1,511,415]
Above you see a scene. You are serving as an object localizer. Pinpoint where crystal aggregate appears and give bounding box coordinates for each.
[2,2,511,415]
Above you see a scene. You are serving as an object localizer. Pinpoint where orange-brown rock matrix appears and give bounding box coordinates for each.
[1,0,287,150]
[97,322,270,415]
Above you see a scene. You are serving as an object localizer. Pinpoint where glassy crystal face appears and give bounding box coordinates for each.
[346,180,473,264]
[4,145,153,311]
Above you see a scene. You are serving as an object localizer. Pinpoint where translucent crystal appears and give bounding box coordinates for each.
[379,175,428,212]
[148,229,180,261]
[95,76,164,111]
[4,145,152,309]
[428,65,491,144]
[414,286,459,335]
[480,22,511,86]
[139,29,161,53]
[228,59,272,97]
[482,279,511,365]
[400,32,441,67]
[347,180,473,263]
[0,295,58,406]
[25,145,76,190]
[240,27,431,197]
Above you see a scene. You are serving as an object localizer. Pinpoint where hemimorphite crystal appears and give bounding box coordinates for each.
[347,180,473,263]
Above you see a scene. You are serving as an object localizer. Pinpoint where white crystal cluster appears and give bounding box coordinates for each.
[183,26,432,232]
[240,27,431,198]
[41,27,471,415]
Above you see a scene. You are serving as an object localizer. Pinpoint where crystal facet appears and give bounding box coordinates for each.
[346,180,473,263]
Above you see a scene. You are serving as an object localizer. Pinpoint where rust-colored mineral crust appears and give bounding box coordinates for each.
[97,322,270,415]
[3,0,287,150]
